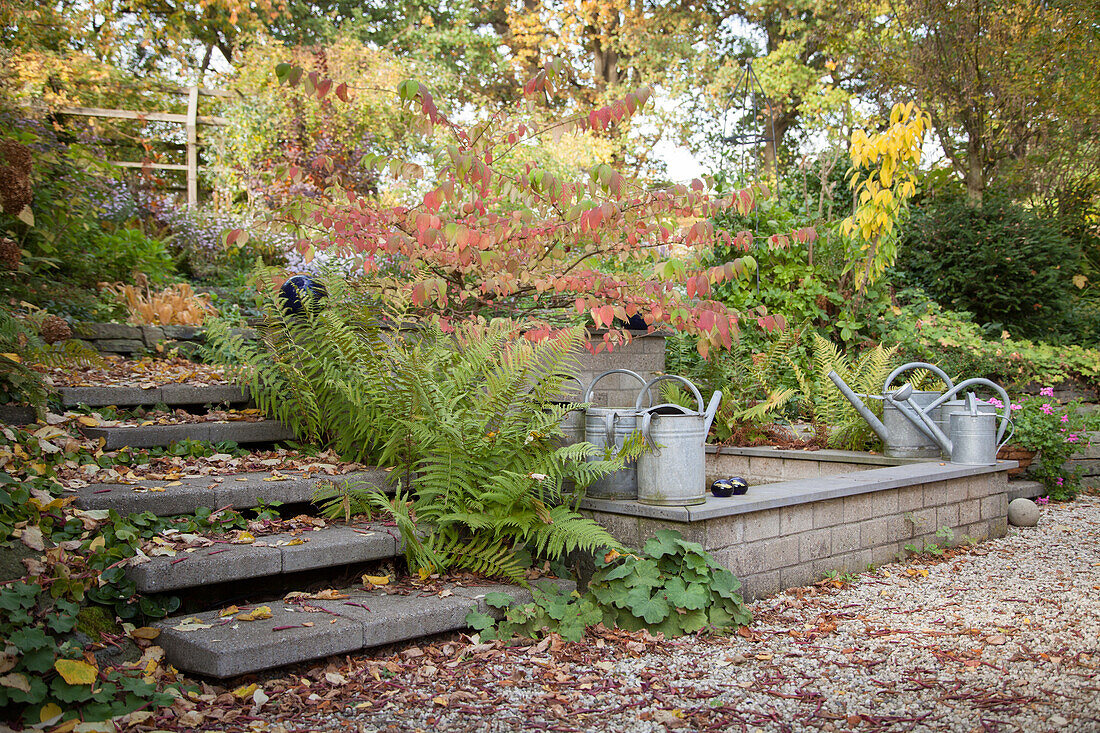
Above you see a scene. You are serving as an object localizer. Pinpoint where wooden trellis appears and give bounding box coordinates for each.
[55,86,233,207]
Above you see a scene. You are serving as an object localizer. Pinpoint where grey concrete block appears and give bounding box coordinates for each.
[158,384,248,405]
[898,485,924,512]
[748,456,784,480]
[886,514,913,543]
[988,516,1008,538]
[741,570,780,600]
[76,481,216,516]
[871,488,899,517]
[859,518,888,548]
[779,504,814,535]
[276,526,398,573]
[923,481,950,507]
[581,497,691,523]
[1005,481,1044,502]
[639,517,705,546]
[585,511,641,549]
[83,419,293,450]
[310,591,475,648]
[935,503,959,530]
[981,493,1007,520]
[0,404,36,425]
[212,475,313,508]
[843,493,875,522]
[781,460,820,481]
[907,508,936,536]
[779,563,817,590]
[742,508,780,542]
[799,528,831,563]
[812,498,844,528]
[958,498,982,525]
[759,535,799,568]
[128,544,282,593]
[701,516,741,550]
[156,605,363,678]
[830,524,861,555]
[59,386,160,407]
[870,542,902,567]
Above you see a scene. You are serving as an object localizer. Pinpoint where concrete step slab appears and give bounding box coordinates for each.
[1006,479,1044,501]
[127,524,400,593]
[59,385,248,408]
[75,468,398,515]
[82,419,295,450]
[156,580,569,678]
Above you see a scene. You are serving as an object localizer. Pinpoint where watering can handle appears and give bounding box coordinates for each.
[634,375,705,412]
[703,391,723,436]
[883,362,955,395]
[583,369,647,404]
[605,412,616,447]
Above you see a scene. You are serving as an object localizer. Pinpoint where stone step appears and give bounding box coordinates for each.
[59,384,248,408]
[74,468,399,515]
[128,524,402,593]
[81,419,294,450]
[1006,479,1044,501]
[155,581,565,678]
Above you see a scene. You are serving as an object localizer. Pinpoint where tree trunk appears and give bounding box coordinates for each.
[965,134,984,204]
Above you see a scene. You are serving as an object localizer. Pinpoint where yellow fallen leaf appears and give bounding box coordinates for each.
[280,538,305,546]
[1,353,21,362]
[77,416,98,427]
[129,627,160,640]
[220,605,241,617]
[236,605,273,621]
[232,531,256,544]
[55,658,98,685]
[362,574,391,587]
[0,673,31,692]
[166,481,182,487]
[39,702,62,723]
[87,536,105,552]
[433,695,448,706]
[233,683,258,699]
[312,589,349,600]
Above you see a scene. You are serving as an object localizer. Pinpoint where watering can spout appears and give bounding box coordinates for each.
[827,371,890,444]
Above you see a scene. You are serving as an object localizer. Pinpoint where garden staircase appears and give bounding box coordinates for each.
[66,383,541,679]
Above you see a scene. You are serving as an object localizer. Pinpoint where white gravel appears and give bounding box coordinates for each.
[279,497,1100,732]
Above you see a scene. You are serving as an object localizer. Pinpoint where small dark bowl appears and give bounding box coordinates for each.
[711,477,749,498]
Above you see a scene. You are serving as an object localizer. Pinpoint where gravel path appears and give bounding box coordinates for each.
[168,497,1100,733]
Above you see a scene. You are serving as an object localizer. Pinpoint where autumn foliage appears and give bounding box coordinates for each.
[236,61,801,356]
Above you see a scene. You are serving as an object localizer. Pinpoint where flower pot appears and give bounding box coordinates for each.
[997,445,1037,477]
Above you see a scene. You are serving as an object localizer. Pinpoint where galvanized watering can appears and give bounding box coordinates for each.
[634,376,722,507]
[887,378,1014,465]
[551,375,586,448]
[829,362,956,458]
[582,369,651,500]
[830,361,1014,465]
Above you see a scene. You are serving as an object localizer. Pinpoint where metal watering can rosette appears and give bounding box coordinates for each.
[633,375,722,507]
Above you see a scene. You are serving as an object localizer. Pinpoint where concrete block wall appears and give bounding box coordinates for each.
[584,469,1008,601]
[73,323,255,358]
[705,447,919,485]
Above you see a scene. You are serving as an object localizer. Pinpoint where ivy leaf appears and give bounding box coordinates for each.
[55,658,98,685]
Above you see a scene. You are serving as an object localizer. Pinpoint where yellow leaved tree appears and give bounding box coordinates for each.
[841,102,932,292]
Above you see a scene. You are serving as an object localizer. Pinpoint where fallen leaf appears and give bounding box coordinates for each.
[0,673,31,692]
[986,634,1008,645]
[20,526,45,551]
[129,627,160,640]
[39,702,62,723]
[237,605,273,621]
[233,683,259,699]
[77,416,98,427]
[55,658,98,685]
[232,531,256,545]
[362,574,391,586]
[325,672,347,685]
[253,688,270,707]
[174,617,213,631]
[220,605,241,617]
[433,695,448,706]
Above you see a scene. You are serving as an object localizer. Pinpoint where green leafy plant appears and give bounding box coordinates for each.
[468,529,752,640]
[791,332,897,450]
[1009,388,1089,500]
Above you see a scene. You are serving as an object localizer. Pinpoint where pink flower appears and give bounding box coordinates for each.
[1056,477,1064,486]
[1040,403,1054,415]
[1036,496,1050,505]
[988,397,1004,409]
[1067,433,1079,443]
[1040,386,1055,397]
[1061,415,1070,423]
[1011,403,1022,411]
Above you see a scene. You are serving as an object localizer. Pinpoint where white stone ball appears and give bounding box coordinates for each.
[1008,497,1041,527]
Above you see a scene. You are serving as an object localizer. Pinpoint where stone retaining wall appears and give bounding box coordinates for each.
[582,461,1011,600]
[1068,432,1100,489]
